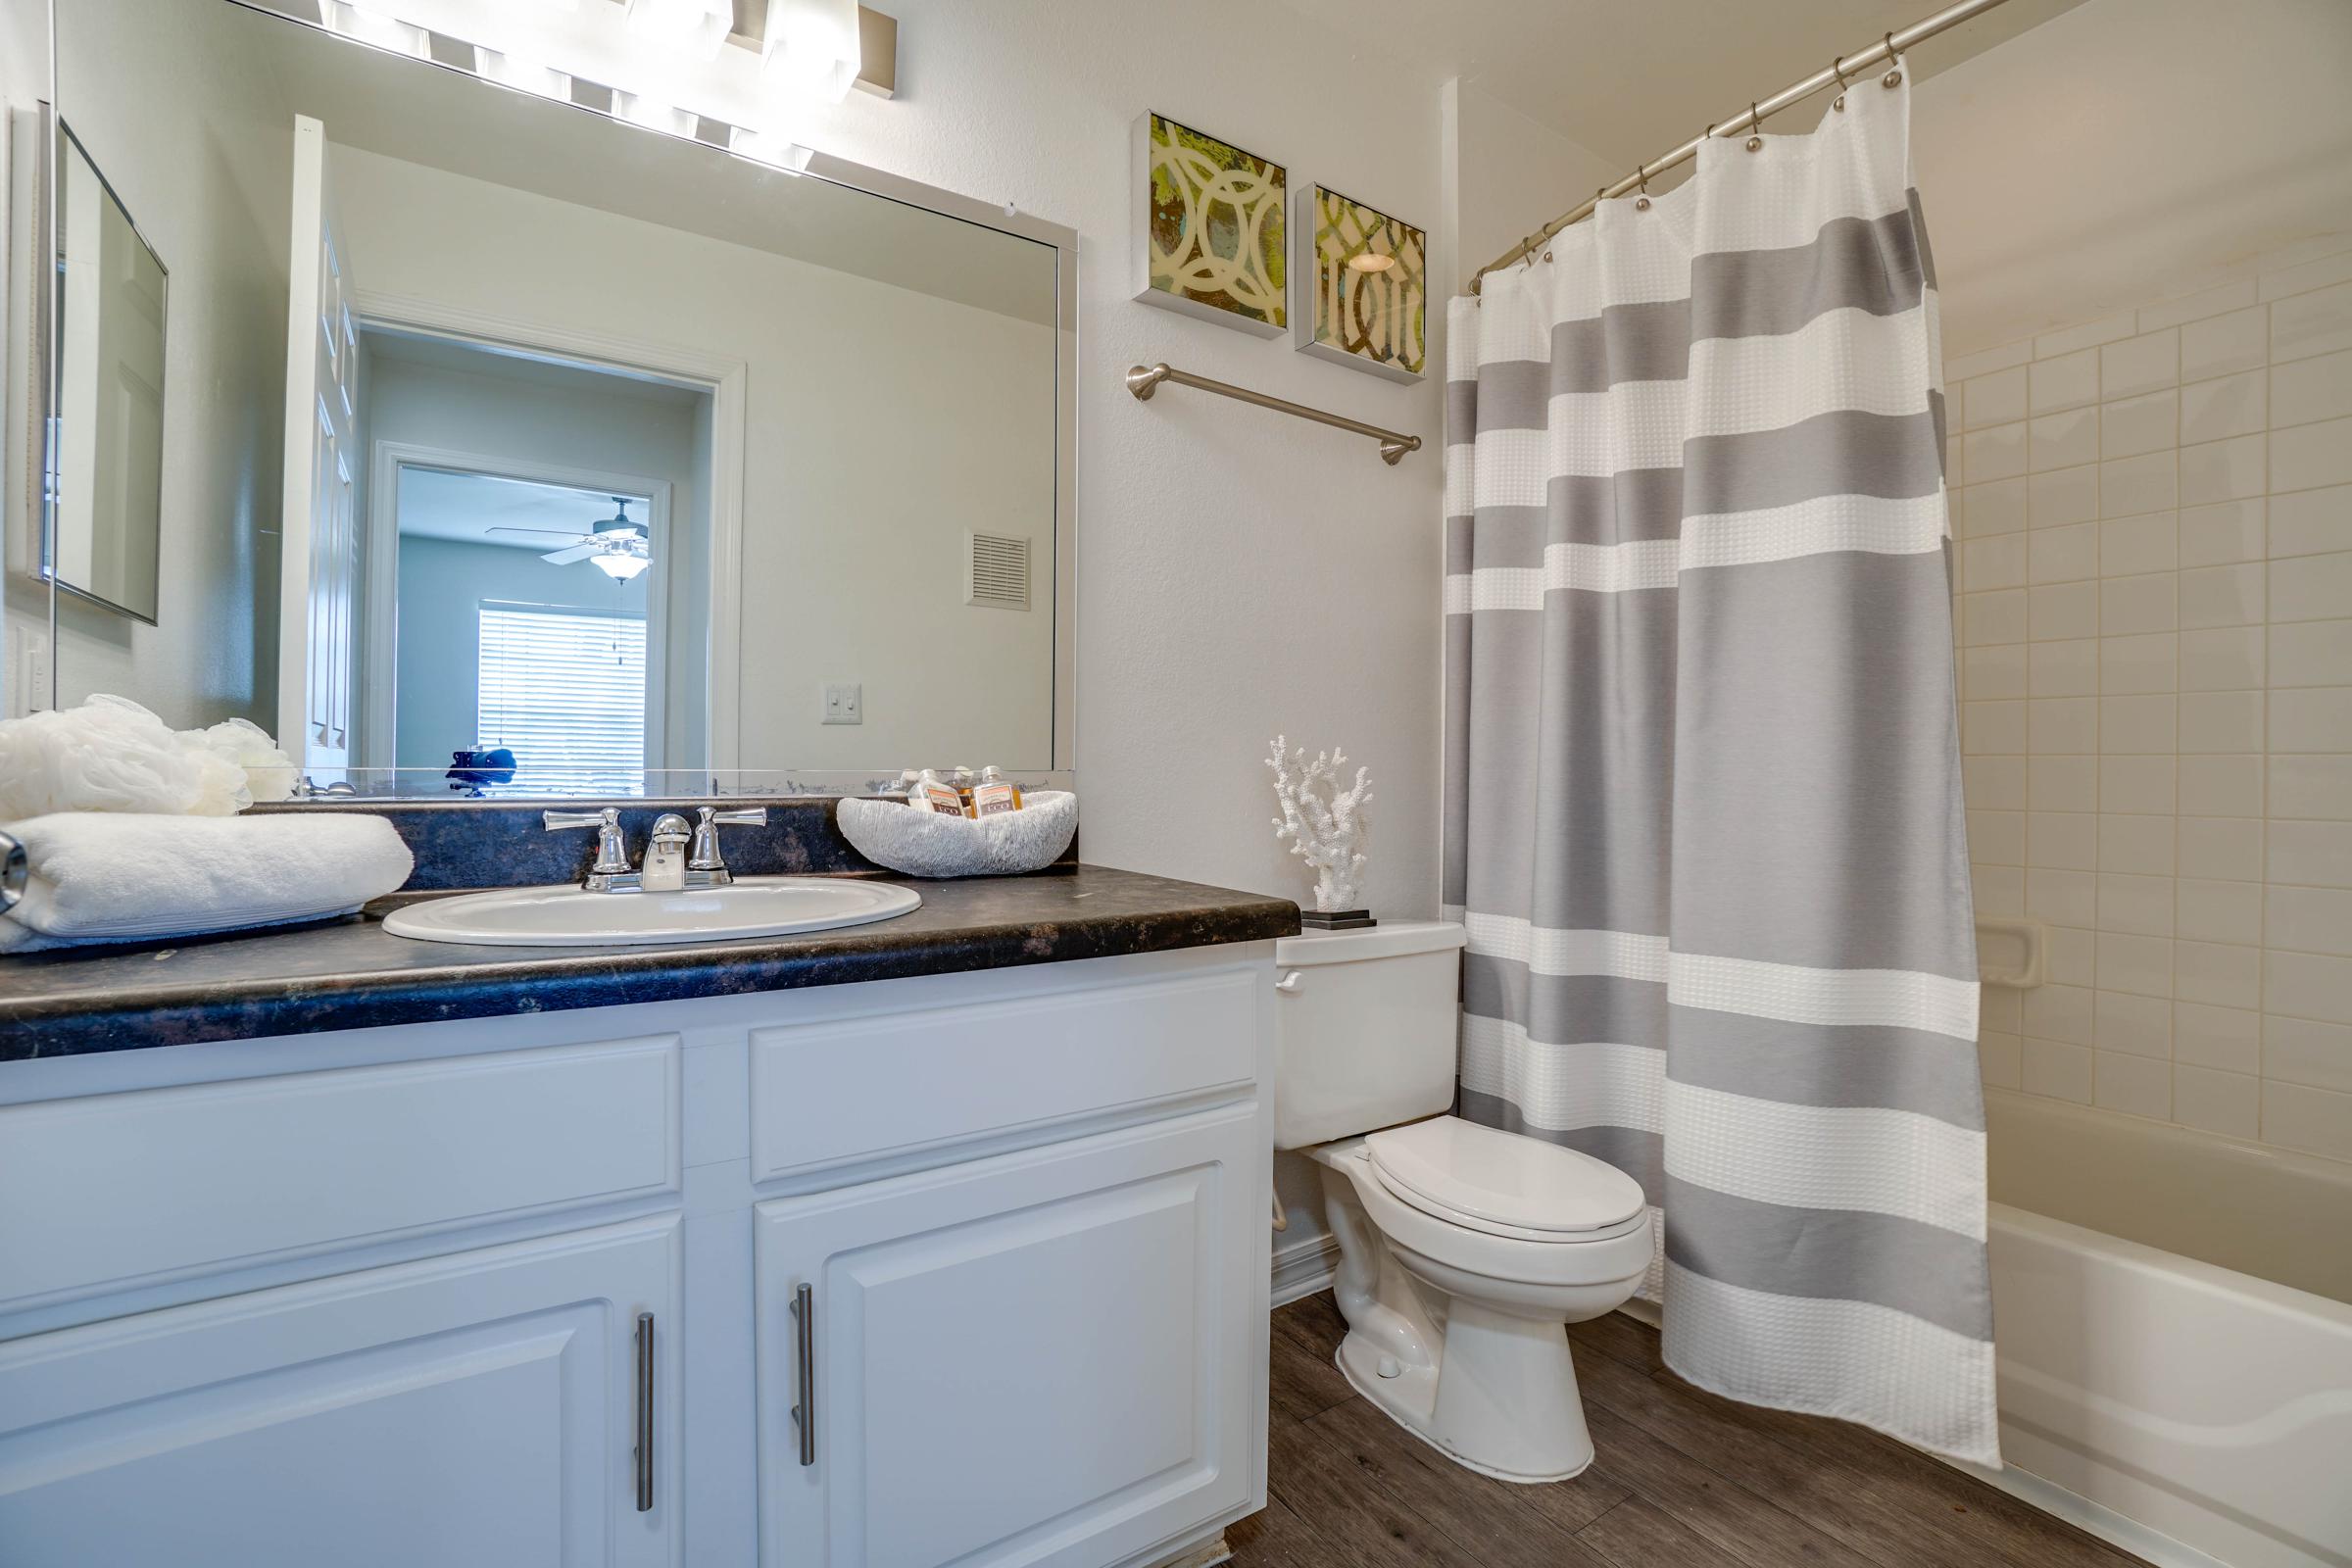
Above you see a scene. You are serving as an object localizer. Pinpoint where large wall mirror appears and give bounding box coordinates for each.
[32,0,1073,797]
[48,121,168,623]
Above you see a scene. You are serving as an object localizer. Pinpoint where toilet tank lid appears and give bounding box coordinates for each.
[1367,1115,1647,1234]
[1274,919,1467,967]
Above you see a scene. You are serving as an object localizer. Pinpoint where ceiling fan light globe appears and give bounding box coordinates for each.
[594,553,653,581]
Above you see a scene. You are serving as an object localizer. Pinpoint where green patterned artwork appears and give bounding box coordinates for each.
[1133,112,1286,337]
[1296,184,1425,382]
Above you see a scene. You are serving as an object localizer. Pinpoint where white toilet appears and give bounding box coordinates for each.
[1275,920,1652,1484]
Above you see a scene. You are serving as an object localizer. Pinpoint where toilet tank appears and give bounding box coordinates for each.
[1272,920,1468,1151]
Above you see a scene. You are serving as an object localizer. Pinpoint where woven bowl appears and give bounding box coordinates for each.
[835,790,1077,878]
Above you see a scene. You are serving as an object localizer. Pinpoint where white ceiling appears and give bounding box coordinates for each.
[1285,0,2089,166]
[396,465,645,552]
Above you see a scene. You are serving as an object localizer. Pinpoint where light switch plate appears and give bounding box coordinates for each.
[8,619,51,718]
[822,682,862,725]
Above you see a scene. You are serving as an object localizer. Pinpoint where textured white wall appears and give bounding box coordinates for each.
[1442,79,1619,302]
[1915,0,2352,358]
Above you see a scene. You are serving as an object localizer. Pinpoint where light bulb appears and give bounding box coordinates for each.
[594,553,652,581]
[488,49,568,100]
[625,0,732,61]
[330,1,426,56]
[621,91,693,136]
[762,0,860,105]
[733,126,813,172]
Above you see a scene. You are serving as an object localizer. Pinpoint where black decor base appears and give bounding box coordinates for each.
[1298,908,1377,930]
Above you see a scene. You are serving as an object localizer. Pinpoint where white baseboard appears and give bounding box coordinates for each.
[1941,1457,2231,1568]
[1269,1233,1340,1307]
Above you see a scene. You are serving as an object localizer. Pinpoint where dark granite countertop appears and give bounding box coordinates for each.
[0,865,1299,1059]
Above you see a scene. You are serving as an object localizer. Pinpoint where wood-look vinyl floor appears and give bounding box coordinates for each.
[1229,1294,2149,1568]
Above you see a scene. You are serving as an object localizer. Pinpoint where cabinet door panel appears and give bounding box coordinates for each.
[757,1106,1260,1568]
[0,1219,677,1568]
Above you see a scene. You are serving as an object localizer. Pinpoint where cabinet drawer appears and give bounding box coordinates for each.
[748,963,1258,1183]
[0,1036,680,1312]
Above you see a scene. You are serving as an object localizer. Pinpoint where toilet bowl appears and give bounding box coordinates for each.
[1274,922,1652,1483]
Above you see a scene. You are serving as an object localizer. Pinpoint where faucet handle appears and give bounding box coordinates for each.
[544,807,630,875]
[688,805,767,874]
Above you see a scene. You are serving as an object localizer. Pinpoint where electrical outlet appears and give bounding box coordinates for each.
[822,682,862,725]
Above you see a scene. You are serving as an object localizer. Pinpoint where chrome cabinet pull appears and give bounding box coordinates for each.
[791,1282,816,1466]
[0,829,24,913]
[634,1311,655,1512]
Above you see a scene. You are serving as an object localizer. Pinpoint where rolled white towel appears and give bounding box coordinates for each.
[0,812,415,953]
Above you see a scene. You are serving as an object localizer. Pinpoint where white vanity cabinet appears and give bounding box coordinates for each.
[756,1104,1260,1568]
[0,1220,679,1567]
[0,942,1277,1568]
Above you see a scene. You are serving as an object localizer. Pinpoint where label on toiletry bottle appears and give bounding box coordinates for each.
[972,765,1023,816]
[915,773,969,815]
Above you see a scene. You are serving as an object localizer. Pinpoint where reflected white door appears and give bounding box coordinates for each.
[276,114,359,778]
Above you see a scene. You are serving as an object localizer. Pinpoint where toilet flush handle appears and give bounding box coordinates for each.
[1274,970,1304,994]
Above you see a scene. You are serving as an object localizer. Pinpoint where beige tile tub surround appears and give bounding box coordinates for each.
[1954,236,2352,1165]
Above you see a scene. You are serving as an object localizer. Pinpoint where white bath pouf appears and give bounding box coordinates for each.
[836,790,1077,878]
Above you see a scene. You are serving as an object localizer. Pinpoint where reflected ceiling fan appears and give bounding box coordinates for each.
[490,496,651,580]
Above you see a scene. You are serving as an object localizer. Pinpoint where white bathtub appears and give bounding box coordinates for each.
[1975,1089,2352,1568]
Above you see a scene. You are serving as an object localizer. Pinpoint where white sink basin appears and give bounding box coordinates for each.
[382,877,921,947]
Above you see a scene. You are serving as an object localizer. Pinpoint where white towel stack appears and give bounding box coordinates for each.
[0,812,415,953]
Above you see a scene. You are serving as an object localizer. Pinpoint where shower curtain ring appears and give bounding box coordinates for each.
[1635,163,1651,211]
[1832,55,1848,111]
[1882,32,1903,87]
[1745,102,1764,152]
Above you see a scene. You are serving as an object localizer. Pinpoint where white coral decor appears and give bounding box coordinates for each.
[1266,736,1372,913]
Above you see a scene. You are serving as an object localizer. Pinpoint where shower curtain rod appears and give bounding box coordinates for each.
[1467,0,2012,293]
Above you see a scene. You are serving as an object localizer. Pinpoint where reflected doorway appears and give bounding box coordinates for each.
[351,330,715,795]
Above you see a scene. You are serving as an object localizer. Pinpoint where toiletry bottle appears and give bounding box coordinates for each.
[971,766,1024,816]
[914,769,968,816]
[951,766,978,815]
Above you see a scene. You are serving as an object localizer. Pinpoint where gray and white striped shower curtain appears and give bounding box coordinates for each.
[1442,70,1998,1464]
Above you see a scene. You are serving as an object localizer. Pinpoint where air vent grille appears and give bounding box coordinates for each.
[965,531,1031,611]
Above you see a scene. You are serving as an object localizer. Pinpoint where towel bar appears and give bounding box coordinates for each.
[1125,363,1421,466]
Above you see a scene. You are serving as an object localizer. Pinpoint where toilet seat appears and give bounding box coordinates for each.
[1365,1116,1647,1243]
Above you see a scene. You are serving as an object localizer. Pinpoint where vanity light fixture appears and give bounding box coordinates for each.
[730,126,815,172]
[296,0,895,164]
[624,0,733,61]
[1348,253,1398,273]
[326,0,427,57]
[486,48,568,100]
[762,0,862,105]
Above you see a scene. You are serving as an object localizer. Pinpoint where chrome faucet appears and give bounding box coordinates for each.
[543,805,767,893]
[639,814,694,893]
